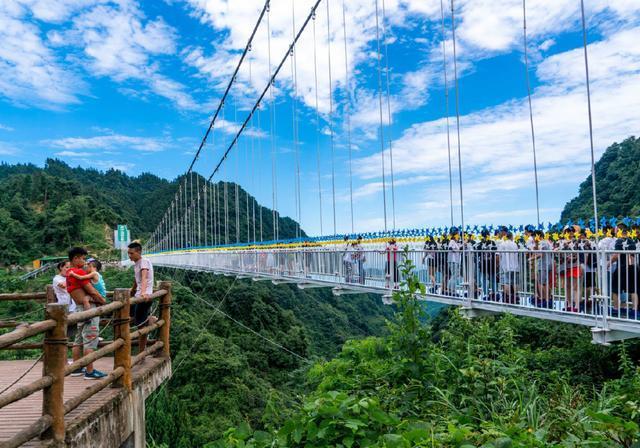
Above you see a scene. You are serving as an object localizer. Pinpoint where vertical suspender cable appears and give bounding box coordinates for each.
[258,104,264,242]
[375,0,388,232]
[450,0,468,290]
[291,0,302,239]
[326,0,337,235]
[183,179,187,247]
[234,95,240,243]
[381,0,396,230]
[223,105,229,245]
[250,50,256,243]
[580,0,599,236]
[522,0,541,226]
[342,0,354,234]
[267,4,279,241]
[439,0,455,227]
[197,173,201,246]
[189,171,193,246]
[312,9,324,235]
[245,137,250,242]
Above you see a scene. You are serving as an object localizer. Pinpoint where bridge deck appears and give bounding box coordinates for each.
[0,356,165,446]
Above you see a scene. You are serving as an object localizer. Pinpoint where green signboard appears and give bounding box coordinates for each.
[117,225,129,242]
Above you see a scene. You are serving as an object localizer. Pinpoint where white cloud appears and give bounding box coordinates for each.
[0,124,14,131]
[351,26,640,230]
[0,0,198,111]
[0,3,84,108]
[46,133,170,152]
[54,150,92,157]
[0,142,19,155]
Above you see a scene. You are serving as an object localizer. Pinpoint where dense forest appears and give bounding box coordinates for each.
[0,159,300,264]
[562,136,640,222]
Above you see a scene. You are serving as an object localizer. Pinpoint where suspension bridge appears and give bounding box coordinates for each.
[139,0,639,346]
[0,0,638,446]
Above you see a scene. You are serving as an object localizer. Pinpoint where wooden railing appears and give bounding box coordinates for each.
[0,282,172,448]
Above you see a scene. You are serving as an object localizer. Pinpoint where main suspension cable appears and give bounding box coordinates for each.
[204,0,324,188]
[186,0,271,174]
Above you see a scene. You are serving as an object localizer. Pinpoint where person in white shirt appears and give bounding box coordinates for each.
[447,228,462,294]
[52,261,76,313]
[52,261,79,368]
[497,231,520,304]
[127,242,156,354]
[598,225,616,297]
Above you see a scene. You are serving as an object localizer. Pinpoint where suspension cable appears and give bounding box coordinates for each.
[580,0,599,236]
[381,0,396,230]
[197,172,201,245]
[313,9,324,235]
[267,4,278,241]
[374,0,388,232]
[326,0,337,235]
[342,0,354,233]
[186,0,271,174]
[250,52,257,243]
[204,0,324,198]
[450,0,465,235]
[439,0,455,227]
[522,0,541,226]
[234,96,240,243]
[291,0,302,239]
[257,104,264,242]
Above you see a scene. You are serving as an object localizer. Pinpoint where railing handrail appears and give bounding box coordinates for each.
[0,283,173,447]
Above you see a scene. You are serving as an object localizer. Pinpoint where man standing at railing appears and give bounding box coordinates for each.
[127,242,156,354]
[497,231,520,304]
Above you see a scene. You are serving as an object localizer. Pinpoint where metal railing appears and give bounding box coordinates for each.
[0,283,172,447]
[148,247,640,329]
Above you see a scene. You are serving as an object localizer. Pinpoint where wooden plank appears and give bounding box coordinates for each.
[0,357,166,446]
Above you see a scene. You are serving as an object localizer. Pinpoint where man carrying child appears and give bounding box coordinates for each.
[66,247,107,379]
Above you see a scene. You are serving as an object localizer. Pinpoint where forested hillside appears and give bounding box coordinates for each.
[562,136,640,222]
[0,159,300,264]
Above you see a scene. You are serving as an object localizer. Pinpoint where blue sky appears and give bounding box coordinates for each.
[0,0,639,237]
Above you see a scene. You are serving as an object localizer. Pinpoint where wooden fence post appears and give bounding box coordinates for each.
[158,281,172,357]
[113,289,132,391]
[45,285,56,304]
[42,303,68,445]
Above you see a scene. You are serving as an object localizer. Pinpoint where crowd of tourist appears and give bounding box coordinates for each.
[339,223,639,318]
[50,242,155,379]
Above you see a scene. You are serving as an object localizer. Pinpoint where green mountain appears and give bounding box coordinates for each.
[0,159,302,264]
[561,136,640,222]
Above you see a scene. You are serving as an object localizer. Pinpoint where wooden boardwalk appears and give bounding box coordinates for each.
[0,357,165,447]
